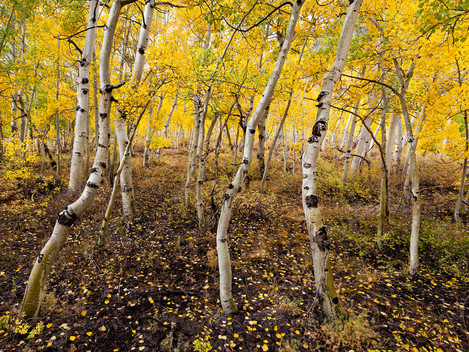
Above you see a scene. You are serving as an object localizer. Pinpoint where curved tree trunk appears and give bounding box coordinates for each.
[69,0,99,191]
[116,0,156,220]
[301,0,363,317]
[216,1,305,314]
[21,0,130,320]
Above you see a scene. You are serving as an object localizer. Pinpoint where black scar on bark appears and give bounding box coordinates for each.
[304,163,311,168]
[80,108,86,113]
[238,186,242,192]
[249,129,255,134]
[86,181,99,189]
[100,113,108,119]
[90,167,98,173]
[220,238,227,242]
[138,46,145,55]
[99,161,107,169]
[76,105,80,111]
[243,158,248,164]
[224,193,230,200]
[332,297,339,304]
[312,120,327,137]
[315,226,331,251]
[228,183,234,189]
[37,253,44,263]
[81,78,89,84]
[316,91,329,102]
[305,195,318,208]
[304,186,309,190]
[57,207,78,227]
[82,88,89,95]
[316,102,323,108]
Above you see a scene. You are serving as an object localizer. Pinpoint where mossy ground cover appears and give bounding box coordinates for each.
[0,148,468,351]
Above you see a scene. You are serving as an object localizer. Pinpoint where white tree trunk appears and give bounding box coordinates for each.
[392,115,403,170]
[385,113,398,177]
[163,91,178,138]
[350,116,372,171]
[216,1,305,314]
[302,0,363,317]
[341,101,359,183]
[69,0,99,191]
[184,96,202,206]
[21,0,128,320]
[393,59,421,276]
[116,0,156,219]
[143,95,163,167]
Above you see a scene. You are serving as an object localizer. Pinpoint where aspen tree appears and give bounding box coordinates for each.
[21,0,134,321]
[69,0,99,191]
[216,0,305,314]
[301,0,363,317]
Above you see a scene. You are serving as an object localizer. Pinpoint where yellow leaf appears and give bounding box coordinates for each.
[86,332,92,336]
[70,336,76,341]
[81,311,87,317]
[46,323,52,328]
[262,344,269,351]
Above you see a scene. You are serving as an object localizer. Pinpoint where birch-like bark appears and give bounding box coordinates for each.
[341,102,359,183]
[115,0,155,219]
[196,90,211,228]
[216,0,305,314]
[257,105,268,178]
[163,91,178,138]
[302,0,363,317]
[350,116,372,171]
[260,94,292,193]
[392,116,403,170]
[385,113,398,177]
[69,0,99,191]
[184,96,202,206]
[21,0,128,320]
[393,58,420,276]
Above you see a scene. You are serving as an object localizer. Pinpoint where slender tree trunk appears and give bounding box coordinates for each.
[55,38,61,174]
[216,1,305,314]
[455,111,468,223]
[386,113,398,178]
[21,0,129,320]
[257,104,269,178]
[392,116,403,171]
[184,96,202,207]
[260,95,292,193]
[342,102,359,183]
[69,0,99,191]
[350,116,372,171]
[393,58,421,276]
[196,90,210,228]
[163,91,178,138]
[302,0,363,317]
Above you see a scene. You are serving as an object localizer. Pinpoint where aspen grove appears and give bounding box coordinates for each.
[0,0,468,351]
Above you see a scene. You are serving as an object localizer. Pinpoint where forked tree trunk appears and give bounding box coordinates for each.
[302,0,363,317]
[21,0,130,320]
[393,58,421,276]
[69,0,99,191]
[216,0,305,314]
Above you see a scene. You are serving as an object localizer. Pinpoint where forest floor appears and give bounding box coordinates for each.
[0,147,468,352]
